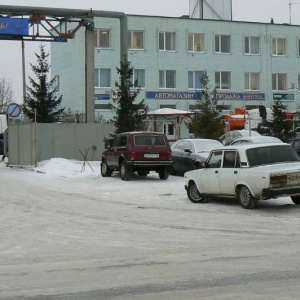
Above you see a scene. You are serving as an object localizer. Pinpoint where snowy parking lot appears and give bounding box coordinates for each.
[0,158,300,299]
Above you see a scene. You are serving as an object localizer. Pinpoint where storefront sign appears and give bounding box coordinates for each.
[95,94,110,100]
[0,18,29,35]
[273,93,294,101]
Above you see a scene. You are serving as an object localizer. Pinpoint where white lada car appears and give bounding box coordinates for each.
[184,143,300,209]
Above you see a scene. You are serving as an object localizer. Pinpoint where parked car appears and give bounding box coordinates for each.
[171,138,223,174]
[287,136,300,156]
[101,131,172,180]
[184,143,300,209]
[220,129,261,145]
[230,136,283,145]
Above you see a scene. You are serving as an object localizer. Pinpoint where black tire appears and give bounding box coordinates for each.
[237,185,257,209]
[101,160,111,177]
[187,181,206,203]
[0,139,3,156]
[120,161,131,181]
[291,196,300,205]
[158,167,169,180]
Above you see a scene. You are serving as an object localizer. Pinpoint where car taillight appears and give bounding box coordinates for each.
[167,151,172,160]
[270,174,287,184]
[130,151,137,160]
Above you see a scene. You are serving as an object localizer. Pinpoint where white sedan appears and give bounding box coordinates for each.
[184,143,300,209]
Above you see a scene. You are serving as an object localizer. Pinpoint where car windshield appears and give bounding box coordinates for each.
[134,135,165,146]
[246,145,300,167]
[194,141,221,152]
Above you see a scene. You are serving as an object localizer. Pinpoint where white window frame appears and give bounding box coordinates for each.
[215,71,231,90]
[244,73,260,91]
[159,70,176,89]
[128,30,144,50]
[188,70,205,89]
[215,34,231,54]
[272,73,287,91]
[94,29,110,48]
[188,33,204,52]
[131,69,145,88]
[245,36,260,55]
[94,68,111,88]
[159,32,176,51]
[272,37,287,56]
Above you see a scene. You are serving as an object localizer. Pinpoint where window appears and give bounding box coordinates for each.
[159,70,176,88]
[244,73,260,91]
[215,72,231,89]
[272,73,287,90]
[159,32,175,51]
[131,69,145,88]
[128,31,144,49]
[94,68,111,88]
[215,34,230,53]
[245,36,260,55]
[272,38,286,55]
[188,70,204,89]
[94,29,110,48]
[188,33,204,52]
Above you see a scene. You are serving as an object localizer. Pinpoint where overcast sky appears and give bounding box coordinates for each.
[0,0,297,103]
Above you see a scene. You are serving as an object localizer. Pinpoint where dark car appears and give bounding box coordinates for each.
[101,131,173,180]
[171,138,223,174]
[287,136,300,156]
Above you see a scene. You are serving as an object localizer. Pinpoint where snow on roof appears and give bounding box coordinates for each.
[147,108,192,115]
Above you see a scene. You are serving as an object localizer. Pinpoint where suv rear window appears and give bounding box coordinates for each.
[134,135,166,146]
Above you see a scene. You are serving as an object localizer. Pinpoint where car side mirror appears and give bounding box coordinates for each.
[200,161,207,168]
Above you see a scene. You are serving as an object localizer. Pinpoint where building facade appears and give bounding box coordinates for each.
[51,13,300,134]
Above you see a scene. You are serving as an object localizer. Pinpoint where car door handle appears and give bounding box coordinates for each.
[234,171,238,174]
[215,171,218,174]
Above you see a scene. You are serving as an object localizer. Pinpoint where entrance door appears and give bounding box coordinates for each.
[163,122,175,140]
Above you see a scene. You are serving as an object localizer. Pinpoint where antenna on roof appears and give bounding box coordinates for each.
[289,0,300,25]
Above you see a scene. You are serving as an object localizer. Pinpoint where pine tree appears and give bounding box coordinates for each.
[188,71,225,139]
[110,55,148,135]
[266,99,295,142]
[23,45,64,123]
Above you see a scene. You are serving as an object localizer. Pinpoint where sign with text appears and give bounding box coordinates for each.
[273,93,294,101]
[0,18,29,35]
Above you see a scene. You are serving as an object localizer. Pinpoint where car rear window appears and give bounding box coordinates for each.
[134,135,166,146]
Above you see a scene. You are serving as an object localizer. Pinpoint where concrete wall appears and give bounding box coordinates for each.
[7,123,115,166]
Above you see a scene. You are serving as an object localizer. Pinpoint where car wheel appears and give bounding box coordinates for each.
[120,161,131,181]
[187,181,206,203]
[237,186,257,209]
[291,196,300,204]
[158,167,169,180]
[101,160,111,177]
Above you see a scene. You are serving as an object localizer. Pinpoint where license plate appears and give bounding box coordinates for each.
[287,172,300,183]
[144,153,159,158]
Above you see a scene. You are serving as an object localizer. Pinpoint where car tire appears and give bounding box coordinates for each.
[120,161,131,181]
[158,167,169,180]
[291,196,300,204]
[0,139,3,156]
[187,181,206,203]
[237,185,257,209]
[101,160,111,177]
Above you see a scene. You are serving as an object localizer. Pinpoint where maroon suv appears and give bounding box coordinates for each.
[101,131,173,180]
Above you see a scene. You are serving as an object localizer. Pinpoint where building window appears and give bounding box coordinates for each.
[188,33,204,52]
[215,34,230,54]
[272,73,287,90]
[272,38,286,55]
[245,36,260,55]
[188,70,204,89]
[215,71,231,89]
[159,70,176,88]
[94,68,111,88]
[159,32,175,51]
[131,69,145,88]
[94,29,110,48]
[244,73,260,91]
[128,31,144,49]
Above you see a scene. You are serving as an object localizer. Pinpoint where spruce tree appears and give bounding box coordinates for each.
[23,44,64,123]
[110,55,147,135]
[265,99,295,142]
[188,71,225,139]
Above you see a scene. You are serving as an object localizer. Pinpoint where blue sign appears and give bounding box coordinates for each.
[7,103,21,117]
[95,94,110,100]
[146,91,265,101]
[0,18,29,35]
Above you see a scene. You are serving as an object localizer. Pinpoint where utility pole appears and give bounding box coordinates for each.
[289,0,300,25]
